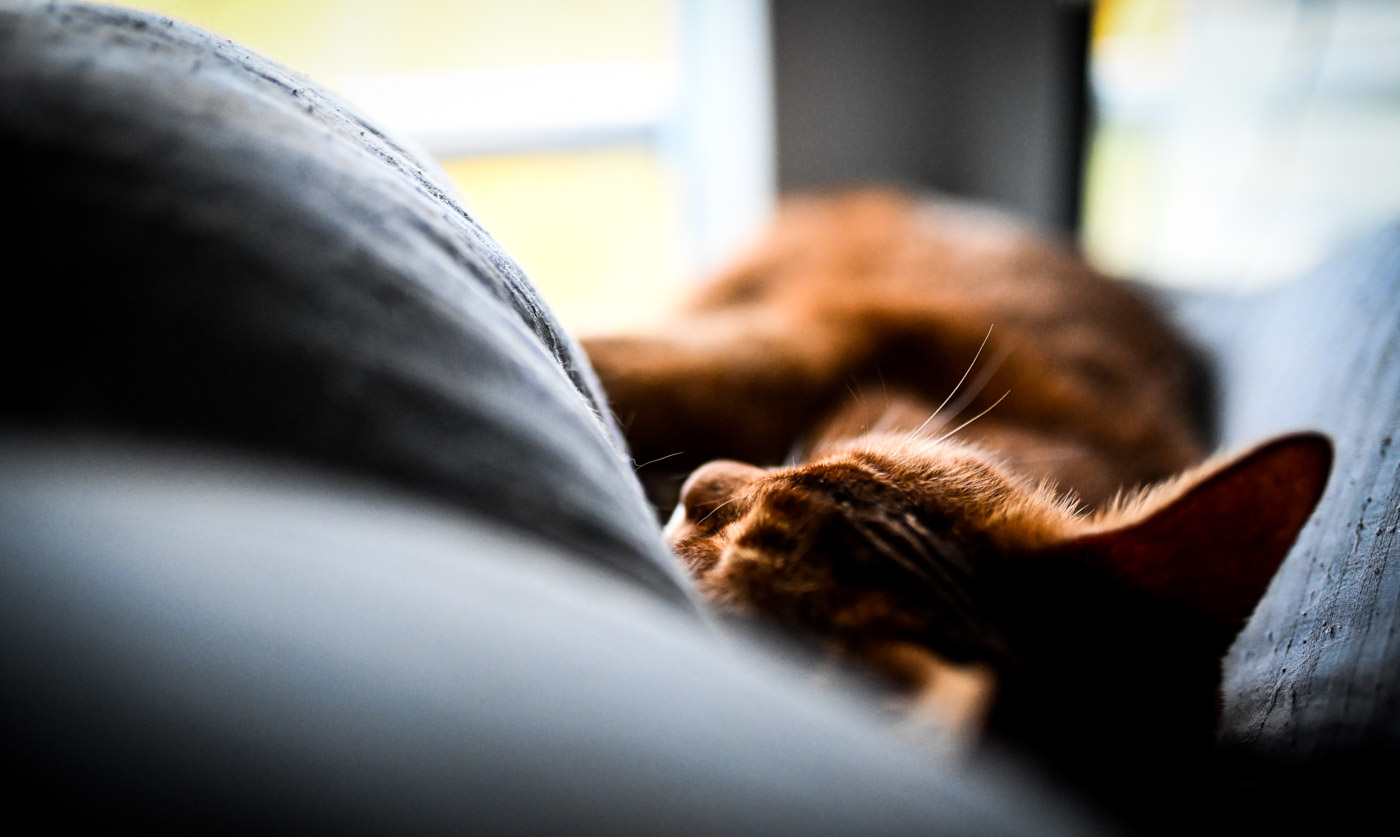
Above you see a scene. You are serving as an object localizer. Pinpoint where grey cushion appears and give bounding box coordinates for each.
[0,0,683,602]
[1171,225,1400,827]
[1,433,1092,834]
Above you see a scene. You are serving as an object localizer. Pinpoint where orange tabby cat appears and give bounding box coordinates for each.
[582,188,1331,825]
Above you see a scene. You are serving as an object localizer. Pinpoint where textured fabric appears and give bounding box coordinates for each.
[0,0,686,603]
[1170,224,1400,826]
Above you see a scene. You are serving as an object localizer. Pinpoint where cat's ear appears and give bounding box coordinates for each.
[1055,432,1333,643]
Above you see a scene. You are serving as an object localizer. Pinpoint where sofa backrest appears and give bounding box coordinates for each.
[1171,225,1400,827]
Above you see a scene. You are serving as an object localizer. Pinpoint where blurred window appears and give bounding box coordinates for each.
[117,0,775,332]
[1084,0,1400,291]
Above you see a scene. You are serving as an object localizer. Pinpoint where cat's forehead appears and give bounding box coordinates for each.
[670,455,898,553]
[669,439,1026,557]
[767,455,909,509]
[777,454,890,490]
[786,438,1002,492]
[756,440,1048,534]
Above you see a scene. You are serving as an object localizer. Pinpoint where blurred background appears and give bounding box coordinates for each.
[116,0,1400,334]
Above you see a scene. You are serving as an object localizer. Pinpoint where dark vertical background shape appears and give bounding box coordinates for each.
[770,0,1092,235]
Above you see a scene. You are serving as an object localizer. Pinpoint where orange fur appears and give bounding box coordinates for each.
[586,188,1207,511]
[583,188,1332,827]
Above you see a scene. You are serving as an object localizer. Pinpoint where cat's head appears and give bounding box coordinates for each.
[666,431,1333,764]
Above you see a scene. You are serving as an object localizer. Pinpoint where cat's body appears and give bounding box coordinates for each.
[587,189,1208,512]
[581,188,1331,828]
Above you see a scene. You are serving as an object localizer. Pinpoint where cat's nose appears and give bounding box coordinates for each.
[678,460,767,523]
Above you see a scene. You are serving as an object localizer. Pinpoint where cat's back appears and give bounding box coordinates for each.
[693,188,1169,345]
[687,188,1209,502]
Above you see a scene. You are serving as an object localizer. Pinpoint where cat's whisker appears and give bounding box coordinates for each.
[886,516,980,615]
[911,324,995,438]
[848,517,938,589]
[893,529,973,603]
[695,492,747,526]
[848,514,982,630]
[933,343,1012,430]
[633,450,685,471]
[932,390,1011,445]
[901,513,976,577]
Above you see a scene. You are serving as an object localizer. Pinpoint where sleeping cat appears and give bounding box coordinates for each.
[581,188,1331,827]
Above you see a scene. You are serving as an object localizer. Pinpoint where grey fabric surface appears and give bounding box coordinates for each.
[1169,224,1400,826]
[0,431,1107,835]
[0,0,686,603]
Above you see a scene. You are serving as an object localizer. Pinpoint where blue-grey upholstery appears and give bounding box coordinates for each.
[1171,225,1400,829]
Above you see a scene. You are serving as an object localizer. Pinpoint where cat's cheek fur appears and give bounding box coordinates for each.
[671,533,726,579]
[861,640,998,736]
[661,501,687,542]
